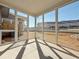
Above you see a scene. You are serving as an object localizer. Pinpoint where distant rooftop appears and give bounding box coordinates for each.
[41,19,79,24]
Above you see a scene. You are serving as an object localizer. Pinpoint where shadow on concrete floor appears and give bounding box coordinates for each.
[0,39,79,59]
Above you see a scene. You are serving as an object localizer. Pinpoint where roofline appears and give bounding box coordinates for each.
[0,0,78,16]
[38,19,79,24]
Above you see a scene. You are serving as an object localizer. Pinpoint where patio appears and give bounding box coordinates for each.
[0,0,79,59]
[0,39,79,59]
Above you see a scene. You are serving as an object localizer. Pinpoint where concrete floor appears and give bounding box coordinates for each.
[0,39,79,59]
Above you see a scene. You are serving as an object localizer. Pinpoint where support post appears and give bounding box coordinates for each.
[15,10,18,42]
[35,16,37,39]
[27,15,29,40]
[55,9,58,44]
[42,14,44,40]
[0,31,2,45]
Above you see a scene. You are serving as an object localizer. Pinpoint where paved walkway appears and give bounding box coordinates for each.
[0,39,79,59]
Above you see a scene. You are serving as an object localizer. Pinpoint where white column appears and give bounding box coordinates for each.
[0,31,2,45]
[27,15,29,40]
[0,10,2,45]
[42,14,44,40]
[35,16,37,39]
[55,9,58,44]
[15,10,18,42]
[22,21,25,31]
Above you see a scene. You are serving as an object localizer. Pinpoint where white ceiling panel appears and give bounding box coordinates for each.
[0,0,76,16]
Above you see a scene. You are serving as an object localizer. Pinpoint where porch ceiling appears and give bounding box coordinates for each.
[0,0,76,16]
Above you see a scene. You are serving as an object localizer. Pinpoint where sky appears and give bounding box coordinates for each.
[10,1,79,27]
[44,1,79,22]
